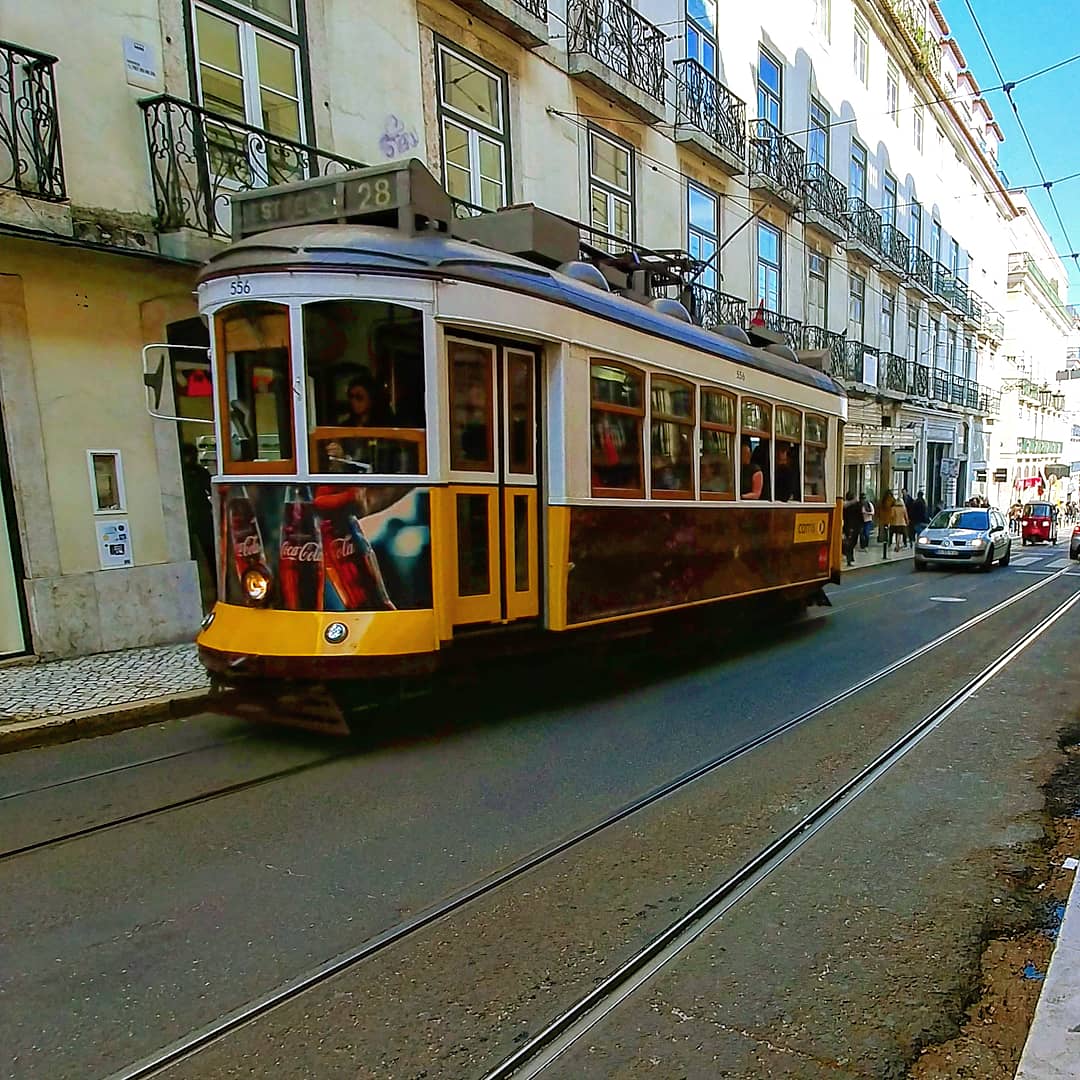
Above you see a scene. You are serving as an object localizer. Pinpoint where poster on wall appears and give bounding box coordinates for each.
[96,520,133,570]
[217,483,432,612]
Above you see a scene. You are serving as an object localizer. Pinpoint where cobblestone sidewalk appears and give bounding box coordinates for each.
[841,540,916,571]
[0,643,210,724]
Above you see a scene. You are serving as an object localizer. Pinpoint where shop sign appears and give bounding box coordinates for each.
[891,448,915,469]
[993,468,1008,483]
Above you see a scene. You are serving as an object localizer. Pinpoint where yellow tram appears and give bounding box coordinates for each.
[192,161,847,731]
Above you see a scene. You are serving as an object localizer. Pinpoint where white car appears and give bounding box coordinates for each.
[914,507,1012,571]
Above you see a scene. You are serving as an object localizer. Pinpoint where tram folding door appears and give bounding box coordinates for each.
[446,338,540,628]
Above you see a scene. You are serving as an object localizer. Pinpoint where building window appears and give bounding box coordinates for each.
[436,42,509,213]
[907,309,919,364]
[914,99,924,151]
[758,48,782,128]
[947,328,958,374]
[950,237,960,275]
[807,249,828,326]
[882,171,897,227]
[963,336,975,380]
[886,62,899,121]
[590,361,643,497]
[688,183,719,290]
[908,198,922,250]
[849,140,867,199]
[757,222,782,313]
[853,16,869,85]
[813,0,830,38]
[191,1,306,178]
[930,317,942,369]
[686,0,717,71]
[808,97,829,167]
[848,271,865,339]
[881,289,895,350]
[930,220,942,262]
[589,128,634,253]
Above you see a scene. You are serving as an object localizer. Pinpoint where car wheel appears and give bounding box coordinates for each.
[999,543,1010,567]
[981,547,995,572]
[913,558,926,571]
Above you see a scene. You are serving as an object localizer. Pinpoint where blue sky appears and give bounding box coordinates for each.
[940,0,1080,301]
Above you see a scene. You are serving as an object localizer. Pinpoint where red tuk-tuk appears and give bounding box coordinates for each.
[1021,502,1058,545]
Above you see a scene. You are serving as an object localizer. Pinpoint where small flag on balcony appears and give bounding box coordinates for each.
[750,300,766,327]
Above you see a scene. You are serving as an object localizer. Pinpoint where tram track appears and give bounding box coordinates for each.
[105,564,1077,1080]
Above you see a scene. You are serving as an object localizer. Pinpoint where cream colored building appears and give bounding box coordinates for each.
[0,0,1039,657]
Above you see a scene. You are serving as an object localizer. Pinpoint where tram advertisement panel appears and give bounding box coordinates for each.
[217,483,432,612]
[566,506,832,624]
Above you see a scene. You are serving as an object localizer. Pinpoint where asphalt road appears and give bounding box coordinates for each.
[1,537,1076,1079]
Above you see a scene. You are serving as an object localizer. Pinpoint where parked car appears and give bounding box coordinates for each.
[1021,501,1058,545]
[914,507,1011,571]
[1071,524,1080,561]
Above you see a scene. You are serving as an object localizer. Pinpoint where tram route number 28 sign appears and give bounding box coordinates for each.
[793,513,830,544]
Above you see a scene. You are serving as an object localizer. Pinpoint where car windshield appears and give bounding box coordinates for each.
[1026,505,1051,518]
[929,510,988,531]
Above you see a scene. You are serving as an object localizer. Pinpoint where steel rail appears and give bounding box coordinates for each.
[485,583,1080,1079]
[105,565,1074,1080]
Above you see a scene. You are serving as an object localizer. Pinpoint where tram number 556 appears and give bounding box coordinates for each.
[230,278,252,296]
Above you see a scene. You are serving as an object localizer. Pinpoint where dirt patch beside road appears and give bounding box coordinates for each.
[909,721,1080,1080]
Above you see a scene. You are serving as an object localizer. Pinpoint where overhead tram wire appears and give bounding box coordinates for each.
[961,0,1080,274]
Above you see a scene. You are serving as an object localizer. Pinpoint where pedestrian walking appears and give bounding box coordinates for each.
[902,489,916,547]
[842,491,863,566]
[878,491,895,559]
[889,494,910,553]
[911,490,929,540]
[860,492,875,550]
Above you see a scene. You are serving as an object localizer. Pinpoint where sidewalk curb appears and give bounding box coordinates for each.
[0,689,213,756]
[840,550,916,575]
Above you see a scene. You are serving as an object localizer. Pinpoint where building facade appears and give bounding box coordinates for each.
[0,0,1042,658]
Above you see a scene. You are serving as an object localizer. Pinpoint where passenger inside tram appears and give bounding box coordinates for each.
[740,438,764,500]
[774,441,801,502]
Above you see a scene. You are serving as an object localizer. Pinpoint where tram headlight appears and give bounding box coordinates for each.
[242,568,270,602]
[325,621,349,644]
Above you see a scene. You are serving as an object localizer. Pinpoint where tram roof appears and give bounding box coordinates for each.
[201,225,844,399]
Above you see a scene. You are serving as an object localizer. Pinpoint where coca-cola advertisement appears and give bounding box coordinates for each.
[217,484,431,611]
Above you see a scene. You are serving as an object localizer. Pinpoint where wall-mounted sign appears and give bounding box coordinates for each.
[96,519,133,570]
[993,468,1009,482]
[122,37,159,90]
[891,448,915,469]
[940,457,960,479]
[975,469,988,482]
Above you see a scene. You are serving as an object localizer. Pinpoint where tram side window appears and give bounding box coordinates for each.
[591,361,644,497]
[303,300,426,475]
[650,374,694,495]
[217,302,294,470]
[740,399,772,500]
[804,414,828,501]
[700,389,735,500]
[775,406,802,502]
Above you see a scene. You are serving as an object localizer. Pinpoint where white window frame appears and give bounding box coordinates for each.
[808,249,828,326]
[886,62,899,121]
[436,41,509,213]
[913,98,924,151]
[848,271,865,339]
[685,0,717,72]
[756,221,782,313]
[757,47,782,128]
[854,17,869,86]
[813,0,831,39]
[214,0,297,32]
[808,97,829,168]
[87,450,127,515]
[881,289,895,351]
[589,127,634,250]
[687,182,719,290]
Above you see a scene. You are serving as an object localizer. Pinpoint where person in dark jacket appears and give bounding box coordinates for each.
[911,490,929,538]
[842,492,863,566]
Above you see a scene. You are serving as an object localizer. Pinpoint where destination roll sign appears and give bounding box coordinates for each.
[230,160,453,240]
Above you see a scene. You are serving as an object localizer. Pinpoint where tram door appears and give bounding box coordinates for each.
[446,338,540,628]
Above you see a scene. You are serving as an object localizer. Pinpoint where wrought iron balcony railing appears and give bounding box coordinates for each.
[749,118,805,203]
[963,377,979,409]
[982,304,1004,339]
[686,282,747,330]
[800,324,843,353]
[931,370,950,402]
[882,352,907,392]
[845,196,882,254]
[803,164,847,232]
[933,262,956,303]
[673,59,746,163]
[140,94,364,239]
[514,0,547,18]
[746,306,802,346]
[980,388,1001,415]
[833,339,875,383]
[906,361,930,398]
[1,39,65,201]
[968,289,984,325]
[952,277,971,316]
[909,246,934,292]
[880,224,909,273]
[950,373,966,405]
[567,0,666,104]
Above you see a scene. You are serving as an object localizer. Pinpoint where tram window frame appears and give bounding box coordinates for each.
[649,373,695,498]
[448,338,497,473]
[215,300,295,475]
[699,387,736,501]
[302,299,428,478]
[740,398,772,501]
[804,413,829,502]
[775,405,802,503]
[590,360,644,499]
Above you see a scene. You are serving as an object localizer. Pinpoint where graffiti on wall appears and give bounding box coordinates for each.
[380,115,419,159]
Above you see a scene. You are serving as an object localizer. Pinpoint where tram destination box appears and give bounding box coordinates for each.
[230,160,452,240]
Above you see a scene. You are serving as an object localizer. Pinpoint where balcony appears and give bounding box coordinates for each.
[802,164,847,242]
[981,302,1004,341]
[931,369,950,403]
[933,262,959,308]
[908,246,935,295]
[906,361,930,398]
[672,59,746,176]
[567,0,666,123]
[881,351,908,394]
[748,119,805,212]
[1,39,67,227]
[880,224,909,278]
[967,289,984,328]
[746,306,802,348]
[140,95,363,246]
[844,197,882,264]
[832,339,879,386]
[880,0,942,78]
[684,282,747,331]
[800,324,843,352]
[451,0,548,47]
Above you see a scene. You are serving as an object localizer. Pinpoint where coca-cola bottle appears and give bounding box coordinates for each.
[226,485,272,606]
[278,485,324,610]
[315,486,395,611]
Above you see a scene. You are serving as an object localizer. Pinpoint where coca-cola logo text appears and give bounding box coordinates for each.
[281,540,320,562]
[332,537,356,559]
[235,534,261,557]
